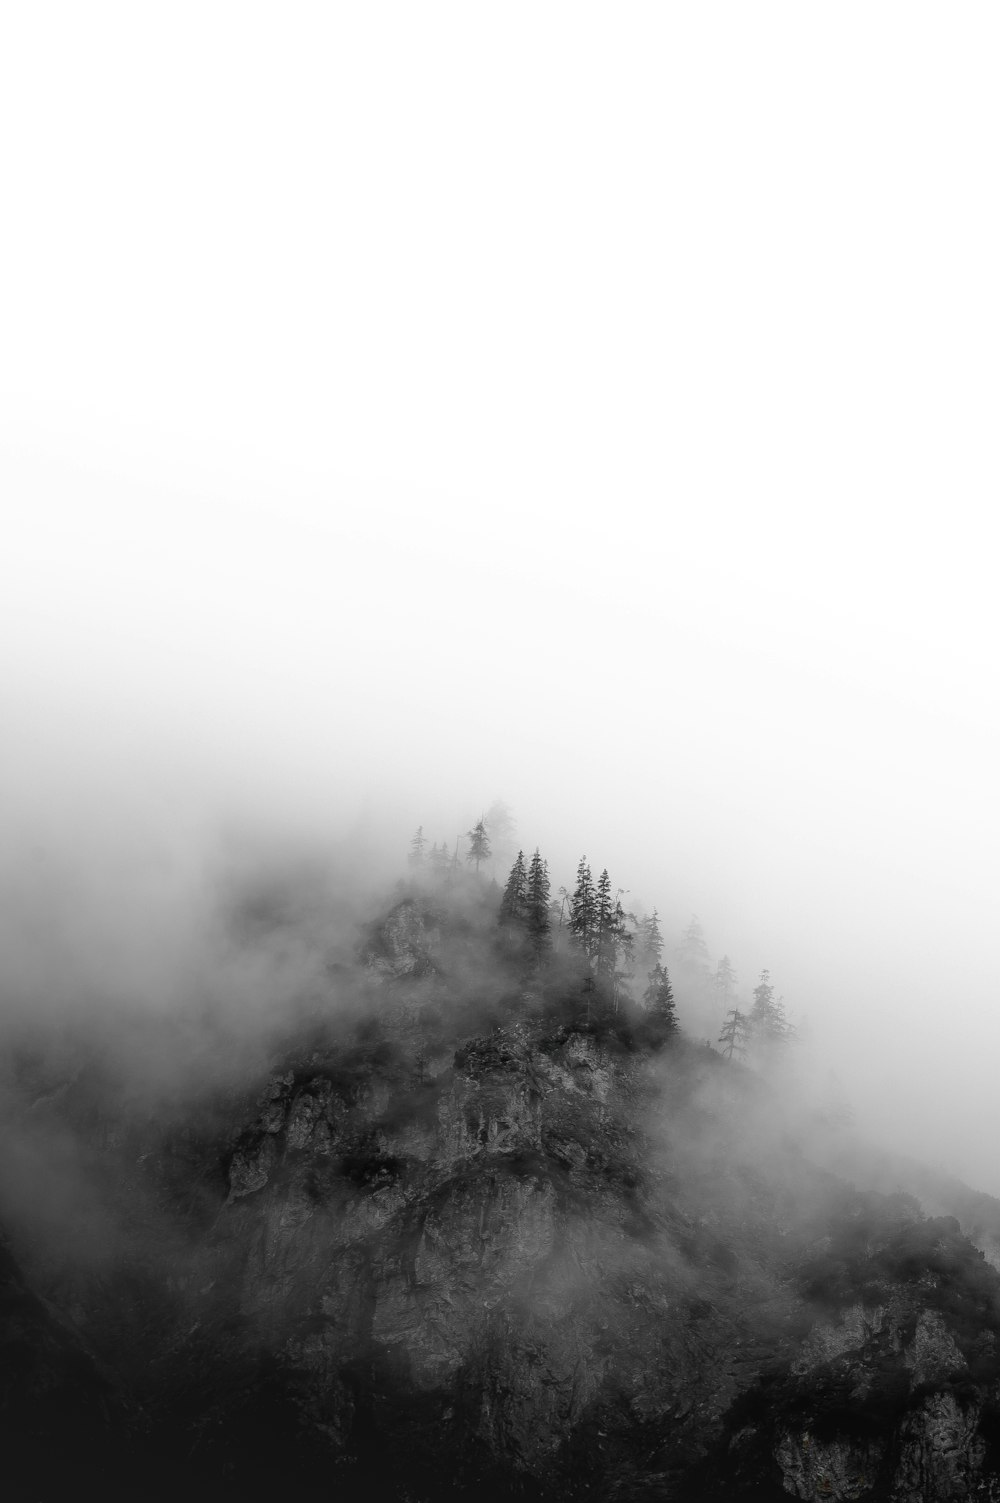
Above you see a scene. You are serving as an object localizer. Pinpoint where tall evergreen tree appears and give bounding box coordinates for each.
[748,969,792,1047]
[466,818,491,874]
[568,858,597,954]
[676,915,710,970]
[611,895,635,1009]
[525,849,551,964]
[594,869,616,985]
[718,1006,748,1059]
[637,909,664,975]
[428,840,447,877]
[714,955,738,1012]
[643,963,679,1041]
[483,800,516,873]
[408,826,426,867]
[498,851,528,945]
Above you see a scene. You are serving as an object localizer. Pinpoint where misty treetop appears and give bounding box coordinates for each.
[714,954,737,1006]
[498,849,528,939]
[718,1006,749,1060]
[525,849,552,962]
[643,963,679,1039]
[466,818,491,873]
[408,827,426,867]
[397,816,795,1060]
[676,914,710,972]
[748,968,794,1047]
[635,909,664,974]
[496,848,552,973]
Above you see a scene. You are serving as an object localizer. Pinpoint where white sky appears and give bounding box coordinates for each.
[2,5,999,1187]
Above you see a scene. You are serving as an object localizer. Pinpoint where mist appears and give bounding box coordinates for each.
[3,3,1000,1213]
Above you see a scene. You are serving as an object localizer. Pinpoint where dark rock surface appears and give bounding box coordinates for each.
[5,892,1000,1500]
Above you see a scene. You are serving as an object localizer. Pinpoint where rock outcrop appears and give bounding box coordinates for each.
[6,891,1000,1501]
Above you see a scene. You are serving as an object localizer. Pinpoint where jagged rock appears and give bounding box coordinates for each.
[906,1309,967,1387]
[893,1391,988,1500]
[366,899,442,977]
[775,1429,884,1500]
[10,893,1000,1500]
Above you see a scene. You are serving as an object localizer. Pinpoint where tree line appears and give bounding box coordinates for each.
[404,819,794,1060]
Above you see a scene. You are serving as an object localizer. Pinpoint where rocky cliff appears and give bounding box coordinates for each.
[4,890,1000,1501]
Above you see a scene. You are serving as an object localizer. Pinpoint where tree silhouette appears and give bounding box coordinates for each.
[594,869,617,986]
[466,818,491,874]
[748,969,793,1047]
[718,1007,748,1060]
[611,893,633,1009]
[483,800,516,872]
[637,909,664,975]
[677,915,710,970]
[498,851,528,946]
[525,849,551,965]
[643,963,679,1043]
[714,955,737,1017]
[569,858,597,954]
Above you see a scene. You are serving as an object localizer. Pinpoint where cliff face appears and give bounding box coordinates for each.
[5,895,1000,1501]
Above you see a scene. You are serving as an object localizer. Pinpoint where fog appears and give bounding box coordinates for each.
[3,7,999,1196]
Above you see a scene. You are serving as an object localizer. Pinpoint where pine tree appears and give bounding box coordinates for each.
[525,849,551,964]
[594,869,616,986]
[466,817,492,874]
[643,963,679,1041]
[428,841,447,878]
[637,909,664,974]
[714,955,737,1012]
[677,915,710,970]
[718,1007,748,1060]
[498,851,528,944]
[483,800,516,872]
[550,885,571,952]
[408,826,426,868]
[568,858,597,954]
[611,895,634,1010]
[748,969,792,1047]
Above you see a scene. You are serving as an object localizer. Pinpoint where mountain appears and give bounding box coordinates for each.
[3,872,1000,1501]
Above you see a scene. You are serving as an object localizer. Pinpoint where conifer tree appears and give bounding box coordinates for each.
[569,858,597,954]
[637,909,664,975]
[483,800,516,872]
[718,1007,748,1060]
[525,849,551,964]
[466,817,492,874]
[594,869,617,985]
[643,963,679,1041]
[714,955,737,1010]
[408,826,426,867]
[677,915,710,970]
[611,895,635,1010]
[498,851,528,945]
[748,969,792,1046]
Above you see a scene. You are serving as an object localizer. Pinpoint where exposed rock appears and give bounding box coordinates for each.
[366,899,442,977]
[906,1309,967,1387]
[776,1429,884,1500]
[892,1391,988,1501]
[9,921,1000,1500]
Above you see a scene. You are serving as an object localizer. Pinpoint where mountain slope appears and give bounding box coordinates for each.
[4,884,1000,1501]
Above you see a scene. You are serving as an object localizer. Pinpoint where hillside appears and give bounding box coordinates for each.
[3,868,1000,1501]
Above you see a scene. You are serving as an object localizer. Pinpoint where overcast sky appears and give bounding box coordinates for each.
[2,6,999,1188]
